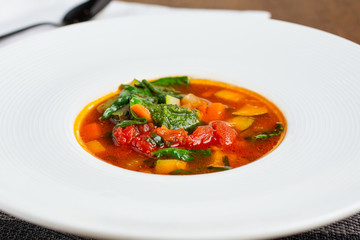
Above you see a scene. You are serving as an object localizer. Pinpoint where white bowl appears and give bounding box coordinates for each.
[0,12,360,239]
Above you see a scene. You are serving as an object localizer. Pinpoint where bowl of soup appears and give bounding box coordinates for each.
[75,76,286,175]
[1,12,360,240]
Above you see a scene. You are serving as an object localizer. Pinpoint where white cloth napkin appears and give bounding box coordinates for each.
[0,0,271,48]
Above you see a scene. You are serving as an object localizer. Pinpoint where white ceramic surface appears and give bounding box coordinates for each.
[0,13,360,240]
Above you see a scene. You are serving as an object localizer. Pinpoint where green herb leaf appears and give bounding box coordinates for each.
[222,156,230,167]
[114,119,147,128]
[190,149,212,156]
[101,82,154,120]
[142,80,183,103]
[129,95,157,107]
[207,166,232,172]
[169,169,192,175]
[152,148,194,161]
[146,133,164,147]
[253,122,284,140]
[152,148,211,161]
[151,76,190,86]
[101,89,132,120]
[146,104,200,132]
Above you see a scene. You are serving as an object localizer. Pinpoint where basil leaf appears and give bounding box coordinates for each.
[151,76,190,86]
[152,148,211,161]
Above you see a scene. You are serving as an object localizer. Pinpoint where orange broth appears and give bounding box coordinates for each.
[75,78,286,175]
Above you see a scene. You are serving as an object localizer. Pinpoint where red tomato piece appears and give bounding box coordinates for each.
[131,133,158,155]
[113,125,139,145]
[210,121,237,146]
[137,123,155,134]
[186,126,214,148]
[153,126,188,146]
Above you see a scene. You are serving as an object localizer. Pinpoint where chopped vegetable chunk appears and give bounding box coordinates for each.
[228,116,255,131]
[155,159,188,174]
[83,123,103,141]
[86,140,106,153]
[203,103,226,122]
[130,104,152,122]
[166,95,181,105]
[214,89,244,103]
[232,104,268,116]
[181,93,208,108]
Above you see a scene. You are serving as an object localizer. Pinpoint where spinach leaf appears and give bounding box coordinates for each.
[169,169,192,175]
[152,148,194,161]
[151,76,189,86]
[142,80,183,103]
[254,122,284,140]
[101,89,132,120]
[129,95,157,106]
[114,119,147,128]
[111,104,129,120]
[191,149,212,156]
[146,133,164,147]
[152,148,212,161]
[222,156,230,167]
[101,77,189,120]
[146,104,200,132]
[101,83,153,120]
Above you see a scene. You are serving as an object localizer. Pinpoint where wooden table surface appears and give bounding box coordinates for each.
[121,0,360,45]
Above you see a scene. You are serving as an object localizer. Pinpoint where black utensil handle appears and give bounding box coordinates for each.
[0,22,60,41]
[0,0,112,41]
[62,0,112,25]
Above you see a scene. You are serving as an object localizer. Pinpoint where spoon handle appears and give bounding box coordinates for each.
[0,22,60,41]
[0,0,112,41]
[62,0,112,25]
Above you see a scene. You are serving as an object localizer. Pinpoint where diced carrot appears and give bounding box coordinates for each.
[130,104,152,122]
[204,103,226,122]
[155,159,188,174]
[201,89,217,98]
[86,140,106,153]
[197,103,208,121]
[197,103,208,114]
[83,122,103,140]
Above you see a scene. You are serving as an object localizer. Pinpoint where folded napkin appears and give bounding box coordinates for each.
[0,0,271,48]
